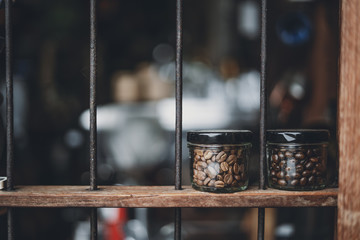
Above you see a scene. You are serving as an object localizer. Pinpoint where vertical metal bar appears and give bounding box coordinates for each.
[90,0,98,239]
[90,208,97,240]
[5,0,14,239]
[90,0,97,192]
[258,0,267,239]
[5,0,14,192]
[175,0,183,239]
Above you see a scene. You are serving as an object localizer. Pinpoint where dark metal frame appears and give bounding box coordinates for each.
[3,0,268,239]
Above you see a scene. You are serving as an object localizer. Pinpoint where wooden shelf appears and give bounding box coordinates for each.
[0,185,337,208]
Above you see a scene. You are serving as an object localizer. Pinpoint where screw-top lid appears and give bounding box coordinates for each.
[266,129,330,144]
[187,130,253,144]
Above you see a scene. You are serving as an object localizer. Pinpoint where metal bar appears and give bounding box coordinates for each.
[5,0,14,192]
[175,0,183,239]
[5,1,14,239]
[257,208,265,240]
[258,0,268,239]
[90,208,97,240]
[89,0,97,191]
[89,0,98,239]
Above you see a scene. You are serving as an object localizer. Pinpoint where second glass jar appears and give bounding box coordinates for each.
[187,130,252,193]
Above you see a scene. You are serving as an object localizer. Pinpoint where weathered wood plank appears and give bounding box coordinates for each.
[338,0,360,239]
[0,185,337,208]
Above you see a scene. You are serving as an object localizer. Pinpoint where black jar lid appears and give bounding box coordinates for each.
[187,130,253,144]
[266,129,330,144]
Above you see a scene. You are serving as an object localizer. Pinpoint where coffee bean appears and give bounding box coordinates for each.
[216,151,227,162]
[310,157,319,163]
[220,162,229,172]
[302,170,311,177]
[216,175,223,181]
[276,171,285,179]
[197,179,204,186]
[271,154,279,163]
[204,150,213,160]
[237,149,243,158]
[305,162,314,170]
[203,177,211,186]
[295,152,305,160]
[231,180,238,187]
[206,160,212,165]
[224,174,233,185]
[308,176,315,185]
[234,174,241,181]
[194,149,204,156]
[197,161,207,169]
[270,170,276,177]
[208,180,215,187]
[278,179,287,186]
[300,177,307,186]
[291,179,299,186]
[226,155,237,165]
[296,164,304,172]
[279,160,286,169]
[197,171,207,180]
[215,181,225,188]
[285,174,291,181]
[285,151,293,158]
[195,155,201,161]
[278,152,285,159]
[211,156,216,162]
[306,149,313,157]
[196,166,203,171]
[233,163,240,174]
[271,162,277,169]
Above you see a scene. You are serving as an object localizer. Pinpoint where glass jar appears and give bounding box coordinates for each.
[187,130,252,193]
[267,129,329,191]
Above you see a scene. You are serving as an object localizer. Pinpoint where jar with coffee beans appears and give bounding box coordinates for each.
[187,130,252,193]
[267,129,329,190]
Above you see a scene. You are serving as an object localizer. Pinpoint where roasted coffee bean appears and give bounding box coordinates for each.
[204,150,213,160]
[228,167,233,174]
[302,170,311,177]
[197,171,207,180]
[308,176,315,185]
[220,162,229,172]
[234,174,241,181]
[305,162,314,170]
[197,179,204,186]
[226,155,237,165]
[216,151,227,162]
[285,151,293,158]
[306,149,313,157]
[278,179,287,186]
[204,177,211,186]
[196,166,203,171]
[291,179,299,186]
[211,156,216,162]
[279,160,286,169]
[194,149,204,156]
[278,152,285,159]
[216,175,223,181]
[271,154,279,163]
[206,160,212,165]
[285,174,291,181]
[300,177,307,186]
[214,181,225,188]
[224,174,233,185]
[285,167,292,172]
[276,171,285,179]
[195,155,201,161]
[295,152,305,160]
[310,157,319,163]
[280,148,287,152]
[271,162,277,169]
[315,163,322,171]
[271,177,278,183]
[270,170,276,177]
[233,163,240,174]
[296,164,304,172]
[197,161,207,169]
[201,157,206,161]
[208,180,215,187]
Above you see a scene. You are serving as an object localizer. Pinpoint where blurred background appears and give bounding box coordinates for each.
[0,0,338,239]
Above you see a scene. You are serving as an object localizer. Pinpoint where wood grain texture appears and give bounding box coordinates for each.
[0,185,337,208]
[338,0,360,239]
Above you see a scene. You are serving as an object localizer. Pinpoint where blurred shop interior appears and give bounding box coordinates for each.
[0,0,338,239]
